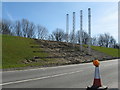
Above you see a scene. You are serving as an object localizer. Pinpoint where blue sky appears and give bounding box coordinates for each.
[2,2,118,42]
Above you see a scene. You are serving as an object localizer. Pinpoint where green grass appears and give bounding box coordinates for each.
[91,46,119,57]
[2,35,48,69]
[2,35,119,69]
[83,44,119,57]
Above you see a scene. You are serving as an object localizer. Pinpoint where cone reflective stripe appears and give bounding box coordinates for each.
[93,66,102,87]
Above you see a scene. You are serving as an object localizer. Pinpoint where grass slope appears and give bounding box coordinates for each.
[91,46,119,57]
[2,35,119,69]
[2,35,48,69]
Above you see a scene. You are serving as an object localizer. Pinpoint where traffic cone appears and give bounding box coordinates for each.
[87,60,108,90]
[92,66,102,88]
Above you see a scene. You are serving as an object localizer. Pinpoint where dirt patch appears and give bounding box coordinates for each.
[29,40,115,65]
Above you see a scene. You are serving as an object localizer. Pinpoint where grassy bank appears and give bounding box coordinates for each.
[2,35,119,69]
[91,46,119,57]
[2,35,48,69]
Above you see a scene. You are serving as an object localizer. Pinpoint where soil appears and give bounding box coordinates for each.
[31,39,115,64]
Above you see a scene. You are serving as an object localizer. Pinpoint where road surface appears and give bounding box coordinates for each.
[1,59,118,88]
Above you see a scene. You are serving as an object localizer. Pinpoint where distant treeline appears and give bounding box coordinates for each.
[0,19,119,49]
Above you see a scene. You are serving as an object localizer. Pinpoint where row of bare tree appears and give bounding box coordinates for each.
[0,19,119,49]
[1,19,48,39]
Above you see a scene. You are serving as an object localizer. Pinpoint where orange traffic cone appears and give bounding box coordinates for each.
[92,66,102,88]
[87,60,108,90]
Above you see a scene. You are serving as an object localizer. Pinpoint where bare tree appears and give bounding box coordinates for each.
[76,30,89,44]
[57,29,65,41]
[27,22,35,38]
[14,20,22,36]
[37,25,48,40]
[109,36,116,48]
[64,33,70,42]
[98,34,104,47]
[48,34,55,41]
[52,28,65,42]
[82,31,89,45]
[69,32,73,43]
[1,19,13,35]
[21,19,29,38]
[98,33,116,48]
[69,31,78,44]
[103,33,110,47]
[91,37,98,46]
[20,19,36,38]
[1,18,117,49]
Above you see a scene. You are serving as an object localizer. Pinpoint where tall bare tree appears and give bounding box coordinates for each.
[1,19,13,35]
[15,20,22,36]
[27,22,35,38]
[98,33,116,48]
[20,19,36,38]
[109,36,116,48]
[21,19,29,38]
[76,30,89,44]
[91,37,98,46]
[37,25,48,40]
[48,34,55,41]
[52,28,65,42]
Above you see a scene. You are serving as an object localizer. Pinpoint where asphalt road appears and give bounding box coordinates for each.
[1,59,118,88]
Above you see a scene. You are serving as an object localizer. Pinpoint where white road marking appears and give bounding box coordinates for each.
[1,70,83,86]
